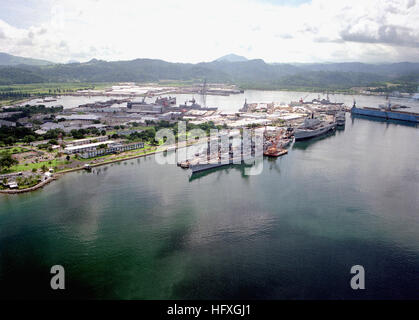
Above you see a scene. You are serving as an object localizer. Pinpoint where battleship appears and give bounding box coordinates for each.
[294,115,337,141]
[351,101,419,123]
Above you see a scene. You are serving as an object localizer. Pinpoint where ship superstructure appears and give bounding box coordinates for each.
[294,115,336,141]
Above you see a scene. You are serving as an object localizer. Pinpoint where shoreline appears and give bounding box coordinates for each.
[0,148,159,195]
[0,142,194,195]
[3,88,413,109]
[0,176,56,194]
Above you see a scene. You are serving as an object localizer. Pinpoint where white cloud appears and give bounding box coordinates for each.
[0,0,418,63]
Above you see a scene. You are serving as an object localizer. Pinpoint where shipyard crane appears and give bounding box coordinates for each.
[299,93,310,103]
[201,79,207,109]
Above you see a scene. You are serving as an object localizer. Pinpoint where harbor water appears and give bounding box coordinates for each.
[26,90,419,114]
[1,95,419,299]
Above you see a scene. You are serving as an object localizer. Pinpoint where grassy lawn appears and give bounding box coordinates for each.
[0,98,26,107]
[106,126,149,136]
[0,146,30,155]
[78,143,157,162]
[7,159,65,173]
[0,82,115,94]
[129,125,149,131]
[0,82,117,106]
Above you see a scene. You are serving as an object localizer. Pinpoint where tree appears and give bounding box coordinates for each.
[44,129,65,140]
[71,129,84,139]
[49,139,58,145]
[144,127,156,141]
[0,153,18,171]
[23,135,36,144]
[4,136,15,146]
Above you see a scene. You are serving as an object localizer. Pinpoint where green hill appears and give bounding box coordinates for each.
[0,52,53,67]
[0,55,418,90]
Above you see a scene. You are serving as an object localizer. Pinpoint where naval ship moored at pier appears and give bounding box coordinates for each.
[294,115,337,141]
[351,101,419,123]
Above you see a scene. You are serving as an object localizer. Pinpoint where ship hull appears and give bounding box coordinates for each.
[294,123,336,141]
[351,107,419,123]
[189,162,231,173]
[189,156,255,173]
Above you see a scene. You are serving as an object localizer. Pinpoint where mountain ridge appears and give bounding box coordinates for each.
[215,54,248,62]
[0,52,53,66]
[0,53,418,89]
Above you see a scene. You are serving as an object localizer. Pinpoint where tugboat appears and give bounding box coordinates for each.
[263,132,288,157]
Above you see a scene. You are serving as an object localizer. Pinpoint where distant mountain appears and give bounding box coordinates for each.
[0,52,53,66]
[288,62,419,78]
[0,55,418,90]
[215,54,248,62]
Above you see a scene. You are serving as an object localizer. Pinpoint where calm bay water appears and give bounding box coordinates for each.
[26,90,419,113]
[1,95,419,299]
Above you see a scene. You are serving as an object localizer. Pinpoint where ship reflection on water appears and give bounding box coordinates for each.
[351,113,419,128]
[188,161,257,182]
[292,130,338,150]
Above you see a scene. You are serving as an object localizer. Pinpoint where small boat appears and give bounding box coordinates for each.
[179,160,190,169]
[264,148,288,157]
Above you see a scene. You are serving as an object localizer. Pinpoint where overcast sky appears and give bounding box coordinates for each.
[0,0,418,63]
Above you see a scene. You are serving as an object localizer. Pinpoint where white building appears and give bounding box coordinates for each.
[64,140,115,154]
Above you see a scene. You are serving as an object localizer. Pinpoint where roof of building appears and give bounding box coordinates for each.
[69,136,108,144]
[0,119,17,127]
[41,122,64,130]
[64,140,115,152]
[57,114,100,121]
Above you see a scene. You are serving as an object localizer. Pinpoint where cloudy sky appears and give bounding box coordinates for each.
[0,0,418,63]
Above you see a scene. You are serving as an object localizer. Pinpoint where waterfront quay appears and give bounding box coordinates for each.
[1,86,418,192]
[1,111,418,299]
